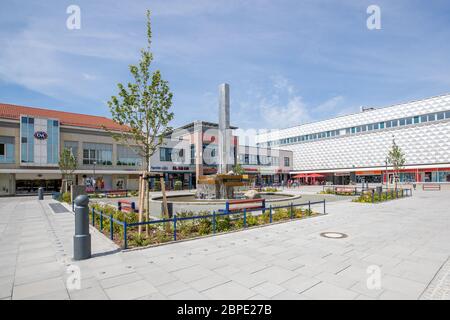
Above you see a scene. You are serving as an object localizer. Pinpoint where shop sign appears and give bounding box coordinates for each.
[356,171,382,175]
[34,131,48,140]
[334,172,350,176]
[172,166,191,171]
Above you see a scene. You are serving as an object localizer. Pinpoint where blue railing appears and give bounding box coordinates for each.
[89,199,326,249]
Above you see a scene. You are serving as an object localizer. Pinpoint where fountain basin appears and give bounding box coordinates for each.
[149,192,302,217]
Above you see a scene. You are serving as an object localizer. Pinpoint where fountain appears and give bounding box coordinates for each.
[195,83,250,200]
[149,84,300,216]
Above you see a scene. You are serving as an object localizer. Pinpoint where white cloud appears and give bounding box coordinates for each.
[260,95,310,129]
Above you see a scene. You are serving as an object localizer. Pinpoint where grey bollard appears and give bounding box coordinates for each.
[73,195,91,260]
[38,187,44,200]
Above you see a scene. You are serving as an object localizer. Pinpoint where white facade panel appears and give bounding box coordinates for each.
[256,93,450,143]
[281,121,450,171]
[256,94,450,172]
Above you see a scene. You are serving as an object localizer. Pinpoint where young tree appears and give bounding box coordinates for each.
[59,147,77,194]
[387,138,406,190]
[107,10,174,235]
[232,163,245,175]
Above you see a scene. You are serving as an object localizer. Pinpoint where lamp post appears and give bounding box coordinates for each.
[385,158,388,188]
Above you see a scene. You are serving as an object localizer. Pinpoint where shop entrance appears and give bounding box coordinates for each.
[16,179,61,194]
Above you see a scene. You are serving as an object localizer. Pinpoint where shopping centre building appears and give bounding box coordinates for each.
[1,92,449,195]
[0,103,145,196]
[0,103,292,195]
[256,93,450,185]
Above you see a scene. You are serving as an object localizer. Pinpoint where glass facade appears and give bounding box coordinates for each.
[238,153,279,166]
[117,145,142,166]
[20,116,34,163]
[260,109,450,147]
[46,120,59,164]
[20,116,59,164]
[0,136,15,163]
[82,142,112,165]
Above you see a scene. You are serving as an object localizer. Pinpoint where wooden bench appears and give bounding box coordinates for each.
[422,184,441,191]
[118,200,137,213]
[335,187,356,194]
[224,198,266,213]
[106,190,128,198]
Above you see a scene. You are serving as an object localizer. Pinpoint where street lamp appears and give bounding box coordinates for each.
[385,157,388,187]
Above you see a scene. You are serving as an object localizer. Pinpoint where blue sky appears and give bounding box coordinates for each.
[1,0,450,133]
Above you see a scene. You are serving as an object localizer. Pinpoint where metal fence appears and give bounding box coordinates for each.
[88,199,327,249]
[322,185,413,197]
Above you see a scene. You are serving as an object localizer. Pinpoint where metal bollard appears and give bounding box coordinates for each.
[73,195,91,260]
[38,187,44,200]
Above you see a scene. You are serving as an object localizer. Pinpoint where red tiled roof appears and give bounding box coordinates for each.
[0,103,129,131]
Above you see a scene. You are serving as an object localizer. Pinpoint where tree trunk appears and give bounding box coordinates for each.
[145,180,150,236]
[137,174,145,235]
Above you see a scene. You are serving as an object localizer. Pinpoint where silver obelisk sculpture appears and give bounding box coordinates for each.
[218,83,231,175]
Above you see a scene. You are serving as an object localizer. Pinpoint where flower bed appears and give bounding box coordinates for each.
[352,189,411,203]
[89,203,320,249]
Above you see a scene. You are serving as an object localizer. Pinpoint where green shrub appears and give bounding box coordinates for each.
[273,209,289,221]
[153,180,161,191]
[174,180,183,191]
[61,192,71,203]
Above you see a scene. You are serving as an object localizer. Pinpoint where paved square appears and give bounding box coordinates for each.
[0,188,449,300]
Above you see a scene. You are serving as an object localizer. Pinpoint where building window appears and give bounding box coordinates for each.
[20,116,34,163]
[437,112,445,120]
[284,157,290,167]
[428,114,436,122]
[64,141,78,159]
[406,117,413,125]
[413,116,420,124]
[46,119,59,164]
[190,145,195,165]
[0,137,15,164]
[117,145,142,166]
[160,147,172,162]
[82,143,112,165]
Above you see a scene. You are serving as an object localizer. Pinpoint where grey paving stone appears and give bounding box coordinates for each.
[100,272,144,289]
[104,280,158,300]
[279,274,321,293]
[202,281,256,300]
[169,288,207,300]
[252,266,298,285]
[302,282,359,300]
[13,277,66,299]
[251,282,286,298]
[171,265,216,282]
[156,280,193,296]
[70,285,109,300]
[188,274,230,292]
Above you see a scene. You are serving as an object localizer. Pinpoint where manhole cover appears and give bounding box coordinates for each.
[320,232,348,239]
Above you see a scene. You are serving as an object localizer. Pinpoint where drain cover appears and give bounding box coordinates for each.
[49,203,70,214]
[320,232,348,239]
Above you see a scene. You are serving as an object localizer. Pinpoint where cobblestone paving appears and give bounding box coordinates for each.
[420,257,450,300]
